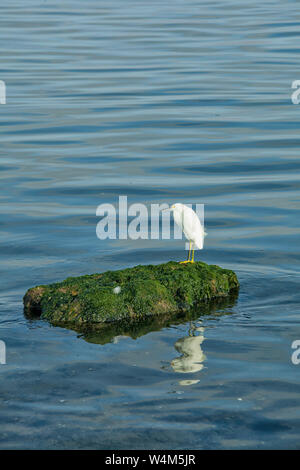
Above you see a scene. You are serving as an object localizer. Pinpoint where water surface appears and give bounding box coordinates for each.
[0,0,300,449]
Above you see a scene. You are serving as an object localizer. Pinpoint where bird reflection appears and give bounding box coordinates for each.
[171,322,206,379]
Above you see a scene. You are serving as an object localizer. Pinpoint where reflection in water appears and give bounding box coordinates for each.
[179,379,200,386]
[171,322,206,383]
[57,293,239,346]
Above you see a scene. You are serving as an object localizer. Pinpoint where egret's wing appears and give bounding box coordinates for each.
[181,207,203,235]
[181,207,205,249]
[173,206,205,248]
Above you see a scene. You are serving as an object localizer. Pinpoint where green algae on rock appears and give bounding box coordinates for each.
[23,261,239,328]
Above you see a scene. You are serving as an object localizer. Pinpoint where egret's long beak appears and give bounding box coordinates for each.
[162,207,171,212]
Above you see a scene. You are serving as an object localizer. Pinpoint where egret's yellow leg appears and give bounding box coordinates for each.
[180,241,191,264]
[191,246,195,263]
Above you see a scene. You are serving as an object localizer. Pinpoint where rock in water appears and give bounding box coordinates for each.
[23,261,239,327]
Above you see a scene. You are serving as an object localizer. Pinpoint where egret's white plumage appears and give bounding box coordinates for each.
[164,203,206,263]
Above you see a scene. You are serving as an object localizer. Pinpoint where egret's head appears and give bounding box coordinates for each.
[170,203,184,212]
[162,203,183,213]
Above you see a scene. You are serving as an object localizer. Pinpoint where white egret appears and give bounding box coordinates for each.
[163,203,206,263]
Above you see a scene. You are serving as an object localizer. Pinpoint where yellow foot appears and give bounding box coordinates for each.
[179,260,194,264]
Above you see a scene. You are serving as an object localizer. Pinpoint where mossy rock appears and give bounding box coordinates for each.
[23,261,239,330]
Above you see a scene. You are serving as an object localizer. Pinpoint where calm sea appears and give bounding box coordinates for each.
[0,0,300,449]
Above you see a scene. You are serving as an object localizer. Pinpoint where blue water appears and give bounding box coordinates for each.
[1,0,300,449]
